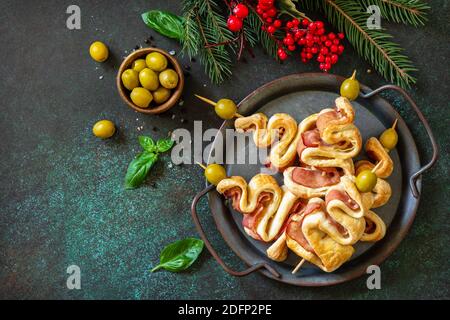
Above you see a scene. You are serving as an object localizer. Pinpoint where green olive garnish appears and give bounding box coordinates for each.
[340,70,360,101]
[380,119,398,150]
[198,163,227,186]
[356,169,378,193]
[195,95,242,120]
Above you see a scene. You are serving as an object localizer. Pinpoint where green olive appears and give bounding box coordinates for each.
[132,59,147,73]
[139,68,159,91]
[159,69,179,89]
[121,69,139,91]
[89,41,109,62]
[146,52,168,72]
[380,128,398,150]
[130,87,153,109]
[204,164,227,186]
[340,70,360,101]
[152,87,171,105]
[356,170,378,193]
[215,99,237,120]
[93,120,115,139]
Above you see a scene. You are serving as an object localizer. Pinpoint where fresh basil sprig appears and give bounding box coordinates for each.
[151,238,204,273]
[141,10,184,41]
[124,136,175,190]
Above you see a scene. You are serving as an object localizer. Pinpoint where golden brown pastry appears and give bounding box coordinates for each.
[266,187,305,261]
[364,137,394,179]
[361,210,386,242]
[297,97,362,174]
[323,176,369,245]
[235,113,300,170]
[286,198,355,272]
[216,174,283,242]
[355,160,392,208]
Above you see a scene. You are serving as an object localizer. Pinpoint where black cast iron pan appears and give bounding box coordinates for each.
[191,73,438,286]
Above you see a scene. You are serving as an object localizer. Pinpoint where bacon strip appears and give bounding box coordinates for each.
[286,202,322,253]
[241,193,273,241]
[291,167,341,188]
[325,190,360,211]
[316,109,341,133]
[364,218,376,234]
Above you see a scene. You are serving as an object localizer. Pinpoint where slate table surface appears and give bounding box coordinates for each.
[0,1,448,299]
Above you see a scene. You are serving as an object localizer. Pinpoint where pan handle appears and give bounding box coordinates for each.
[191,185,281,278]
[360,85,439,198]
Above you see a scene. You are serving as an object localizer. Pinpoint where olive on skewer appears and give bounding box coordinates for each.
[195,95,243,120]
[197,162,227,186]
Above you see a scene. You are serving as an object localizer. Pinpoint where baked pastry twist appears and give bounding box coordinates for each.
[285,198,355,272]
[235,113,300,170]
[216,174,283,242]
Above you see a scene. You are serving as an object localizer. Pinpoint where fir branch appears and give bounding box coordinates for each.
[305,0,417,88]
[247,8,279,59]
[357,0,429,26]
[181,0,233,84]
[181,2,201,57]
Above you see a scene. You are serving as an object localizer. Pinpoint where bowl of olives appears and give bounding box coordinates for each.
[117,48,184,114]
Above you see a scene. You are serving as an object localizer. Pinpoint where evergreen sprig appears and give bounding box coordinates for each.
[181,0,234,84]
[301,0,420,87]
[357,0,429,26]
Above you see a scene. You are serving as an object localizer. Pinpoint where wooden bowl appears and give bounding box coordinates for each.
[116,48,185,114]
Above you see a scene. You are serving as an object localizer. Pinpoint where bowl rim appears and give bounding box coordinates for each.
[116,47,184,114]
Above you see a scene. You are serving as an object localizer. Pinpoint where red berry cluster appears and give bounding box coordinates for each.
[227,3,249,32]
[256,0,282,35]
[255,0,345,72]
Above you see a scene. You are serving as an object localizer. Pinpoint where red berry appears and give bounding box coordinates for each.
[233,4,249,19]
[308,22,316,30]
[333,39,340,45]
[274,19,282,28]
[288,45,296,51]
[338,45,344,52]
[305,33,313,41]
[325,56,331,63]
[324,62,331,69]
[298,38,306,45]
[319,63,325,70]
[267,8,277,17]
[267,25,276,34]
[325,40,332,47]
[315,21,324,29]
[286,22,293,28]
[302,18,309,26]
[330,45,338,53]
[292,19,300,26]
[285,37,294,46]
[311,46,318,54]
[328,33,336,40]
[338,33,345,39]
[262,13,268,19]
[331,54,338,64]
[317,54,325,62]
[227,15,243,32]
[256,8,263,15]
[266,17,273,23]
[279,52,288,60]
[320,35,327,42]
[320,47,329,55]
[306,52,313,59]
[306,40,314,47]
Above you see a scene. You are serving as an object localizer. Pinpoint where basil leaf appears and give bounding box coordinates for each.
[141,10,184,40]
[124,152,158,189]
[151,238,204,273]
[139,136,156,152]
[156,138,175,153]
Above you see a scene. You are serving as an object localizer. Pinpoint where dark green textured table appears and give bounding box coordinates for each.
[0,1,448,299]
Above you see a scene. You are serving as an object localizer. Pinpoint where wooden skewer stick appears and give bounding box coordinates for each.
[371,161,383,173]
[292,259,306,274]
[392,118,398,130]
[196,162,207,170]
[350,69,357,80]
[195,94,243,118]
